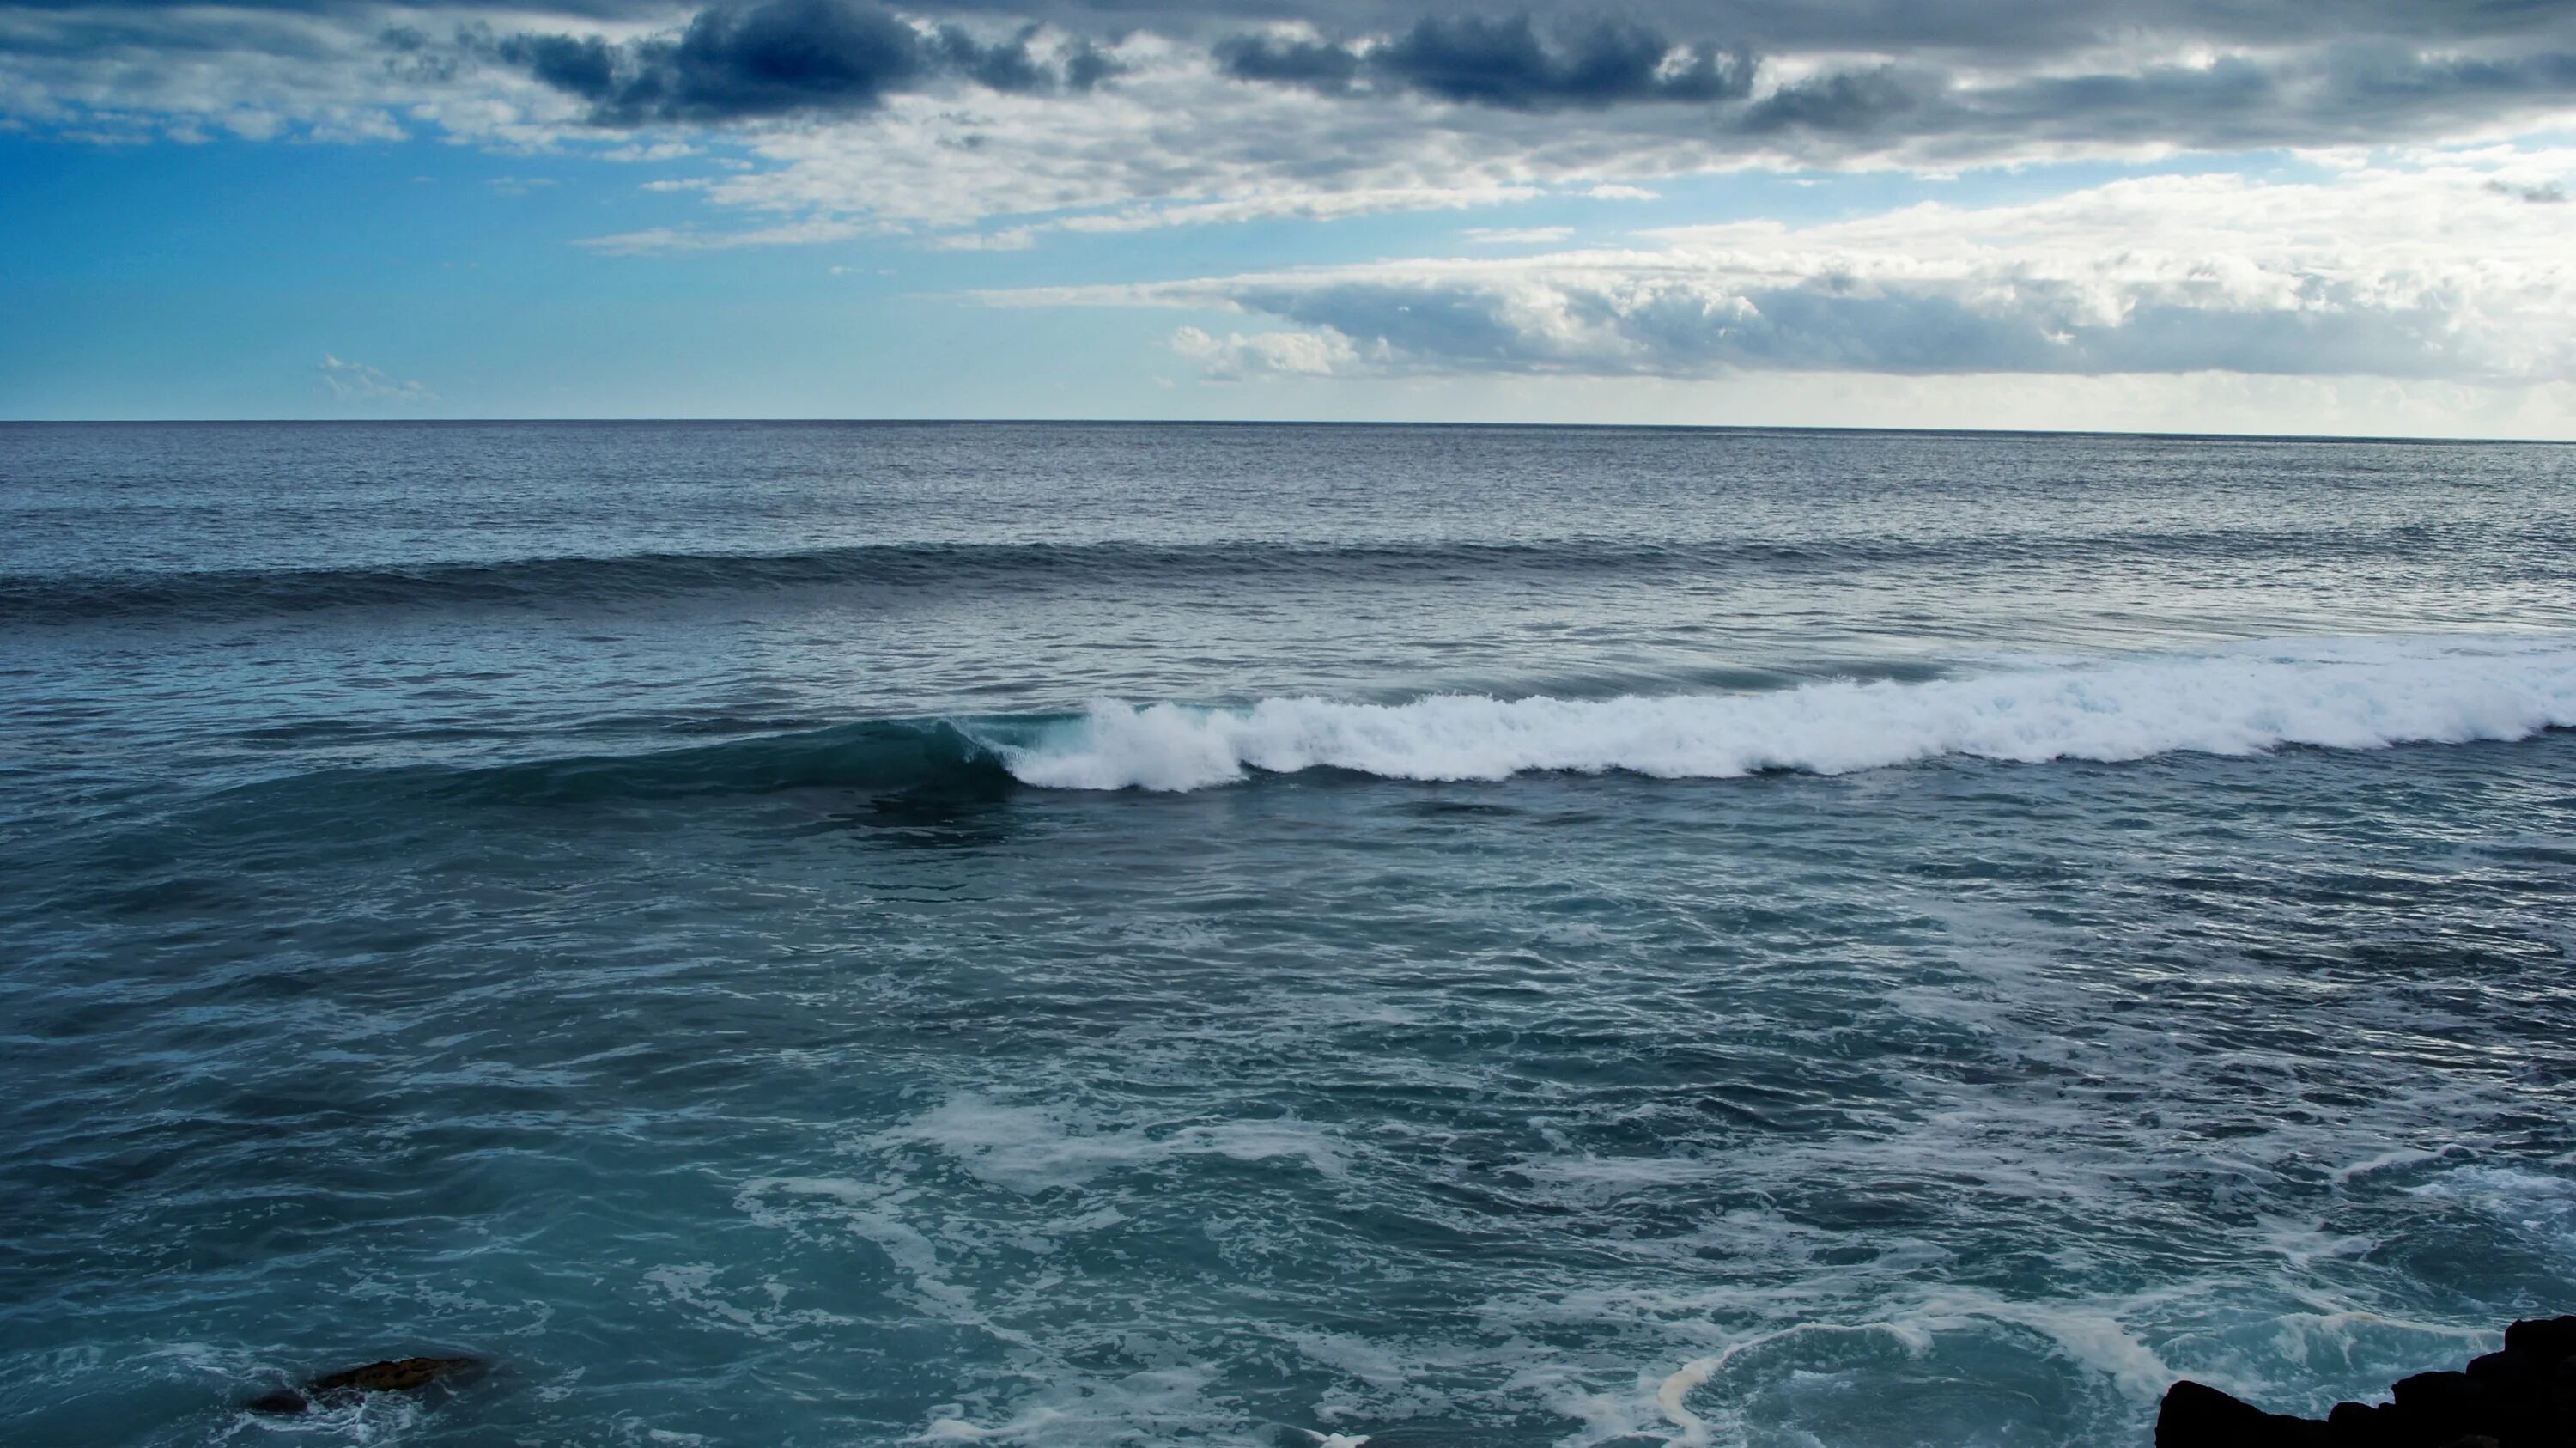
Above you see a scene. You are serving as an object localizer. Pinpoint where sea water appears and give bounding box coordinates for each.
[2,422,2573,1447]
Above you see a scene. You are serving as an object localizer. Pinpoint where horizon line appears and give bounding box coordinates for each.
[3,417,2569,447]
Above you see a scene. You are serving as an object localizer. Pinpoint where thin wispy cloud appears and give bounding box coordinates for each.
[318,355,434,402]
[574,217,881,252]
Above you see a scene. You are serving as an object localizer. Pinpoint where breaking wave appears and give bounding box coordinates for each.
[217,636,2576,807]
[997,636,2576,791]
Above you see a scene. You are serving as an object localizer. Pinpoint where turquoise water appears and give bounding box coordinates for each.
[3,423,2574,1446]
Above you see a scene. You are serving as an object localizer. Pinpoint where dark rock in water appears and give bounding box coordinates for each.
[244,1355,481,1415]
[2154,1317,2576,1447]
[2157,1379,2334,1445]
[2467,1352,2540,1391]
[2389,1372,2494,1442]
[309,1355,479,1398]
[2506,1319,2576,1362]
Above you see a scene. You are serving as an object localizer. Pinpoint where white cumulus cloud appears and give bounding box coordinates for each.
[988,155,2576,385]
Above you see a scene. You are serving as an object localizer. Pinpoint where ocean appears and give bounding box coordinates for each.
[3,421,2573,1448]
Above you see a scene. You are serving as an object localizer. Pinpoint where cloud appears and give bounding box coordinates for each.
[2487,178,2567,203]
[317,354,433,401]
[659,63,1619,231]
[495,0,1121,125]
[1709,45,2576,160]
[1216,14,1753,111]
[1170,324,1363,378]
[1210,28,2576,158]
[1208,32,1358,92]
[982,161,2576,385]
[3,0,2575,240]
[507,20,2576,240]
[1461,225,1571,244]
[935,182,1548,248]
[9,8,2573,145]
[574,216,878,251]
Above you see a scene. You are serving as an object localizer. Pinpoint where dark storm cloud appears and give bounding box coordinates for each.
[1728,64,1924,136]
[12,0,2560,52]
[1710,44,2576,155]
[1198,9,2576,143]
[1373,13,1752,107]
[5,0,2576,158]
[9,0,2576,59]
[1210,32,1358,90]
[1024,0,2576,62]
[494,0,1116,125]
[1215,14,1753,110]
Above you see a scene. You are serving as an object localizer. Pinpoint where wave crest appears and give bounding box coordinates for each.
[998,638,2576,791]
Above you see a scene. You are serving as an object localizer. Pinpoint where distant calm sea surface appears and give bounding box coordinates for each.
[4,422,2575,1448]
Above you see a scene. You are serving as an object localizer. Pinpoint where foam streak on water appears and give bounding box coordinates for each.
[3,423,2574,1448]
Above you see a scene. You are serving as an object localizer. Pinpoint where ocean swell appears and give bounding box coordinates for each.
[434,720,1014,804]
[998,637,2576,791]
[0,525,2495,625]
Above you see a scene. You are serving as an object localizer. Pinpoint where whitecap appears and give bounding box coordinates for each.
[994,635,2576,791]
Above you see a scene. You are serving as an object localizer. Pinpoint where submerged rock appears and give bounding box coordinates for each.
[2154,1317,2574,1446]
[243,1388,312,1415]
[245,1355,481,1415]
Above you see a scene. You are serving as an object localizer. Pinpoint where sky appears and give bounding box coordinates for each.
[3,0,2574,434]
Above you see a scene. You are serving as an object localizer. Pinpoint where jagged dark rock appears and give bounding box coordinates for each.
[2158,1379,2336,1445]
[2507,1321,2576,1361]
[2154,1317,2575,1447]
[244,1355,481,1415]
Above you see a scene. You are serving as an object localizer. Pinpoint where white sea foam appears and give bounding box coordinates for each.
[995,636,2576,791]
[907,1366,1228,1445]
[868,1095,1349,1193]
[2326,1147,2451,1187]
[2404,1164,2576,1256]
[1656,1323,1935,1448]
